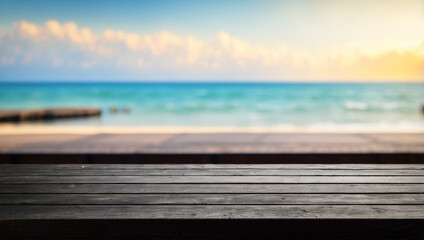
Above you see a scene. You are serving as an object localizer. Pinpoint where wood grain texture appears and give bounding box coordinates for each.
[1,163,424,239]
[2,175,424,183]
[1,193,423,205]
[2,169,424,176]
[0,205,424,219]
[2,183,423,194]
[2,164,424,170]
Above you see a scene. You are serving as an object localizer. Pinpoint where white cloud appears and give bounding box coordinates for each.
[15,21,41,38]
[0,20,422,81]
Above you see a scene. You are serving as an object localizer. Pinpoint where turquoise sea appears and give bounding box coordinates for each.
[1,82,423,130]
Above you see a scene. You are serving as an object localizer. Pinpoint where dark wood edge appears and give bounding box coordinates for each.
[0,153,423,164]
[1,219,423,240]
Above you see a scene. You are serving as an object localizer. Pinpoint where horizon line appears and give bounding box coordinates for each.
[1,80,423,84]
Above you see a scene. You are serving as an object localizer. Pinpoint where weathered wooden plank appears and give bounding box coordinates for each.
[2,183,423,194]
[0,205,423,219]
[1,176,424,184]
[2,164,424,170]
[2,169,424,176]
[1,193,423,205]
[1,163,423,239]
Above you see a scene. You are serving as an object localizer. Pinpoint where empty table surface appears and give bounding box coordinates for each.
[1,164,424,219]
[1,164,424,239]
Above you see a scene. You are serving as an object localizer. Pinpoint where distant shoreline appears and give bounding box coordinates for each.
[1,124,423,135]
[1,81,424,84]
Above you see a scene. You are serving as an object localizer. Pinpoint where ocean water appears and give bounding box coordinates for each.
[1,82,423,130]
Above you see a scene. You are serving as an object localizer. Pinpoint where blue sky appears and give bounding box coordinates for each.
[0,1,279,43]
[0,0,423,81]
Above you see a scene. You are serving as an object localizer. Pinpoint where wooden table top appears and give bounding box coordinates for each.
[1,164,424,239]
[1,164,423,219]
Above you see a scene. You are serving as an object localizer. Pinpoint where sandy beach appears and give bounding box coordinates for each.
[1,123,424,135]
